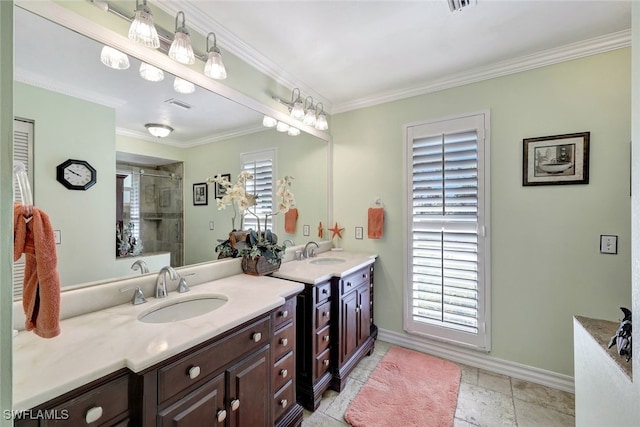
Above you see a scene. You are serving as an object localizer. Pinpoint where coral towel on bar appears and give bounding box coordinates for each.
[14,203,61,338]
[368,207,384,239]
[284,208,298,234]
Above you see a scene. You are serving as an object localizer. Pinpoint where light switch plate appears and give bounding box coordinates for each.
[355,226,363,240]
[54,230,61,245]
[600,235,618,254]
[303,225,310,236]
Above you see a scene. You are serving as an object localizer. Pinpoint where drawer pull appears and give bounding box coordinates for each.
[280,310,289,318]
[280,399,288,408]
[188,366,201,380]
[323,359,330,366]
[322,311,328,317]
[347,281,352,287]
[322,289,328,294]
[231,399,240,411]
[252,332,262,342]
[85,406,103,424]
[323,335,330,342]
[280,338,288,346]
[216,409,227,423]
[355,307,360,313]
[280,369,288,378]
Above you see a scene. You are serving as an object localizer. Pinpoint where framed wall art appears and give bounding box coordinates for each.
[193,182,208,206]
[215,173,231,198]
[523,132,590,186]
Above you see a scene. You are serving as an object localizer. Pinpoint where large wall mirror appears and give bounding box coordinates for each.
[13,4,329,290]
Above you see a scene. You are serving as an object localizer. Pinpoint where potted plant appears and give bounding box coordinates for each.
[208,173,295,275]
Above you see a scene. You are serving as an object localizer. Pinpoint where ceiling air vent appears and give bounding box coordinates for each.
[164,98,192,110]
[448,0,476,12]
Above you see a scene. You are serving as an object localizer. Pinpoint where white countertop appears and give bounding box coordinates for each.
[272,250,378,284]
[13,274,304,411]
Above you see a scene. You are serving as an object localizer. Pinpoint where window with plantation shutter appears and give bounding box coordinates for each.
[13,118,34,301]
[403,112,491,350]
[241,149,276,232]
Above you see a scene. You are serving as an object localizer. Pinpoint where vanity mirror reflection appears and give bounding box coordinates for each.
[13,3,329,291]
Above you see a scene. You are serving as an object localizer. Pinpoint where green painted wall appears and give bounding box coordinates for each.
[332,49,632,376]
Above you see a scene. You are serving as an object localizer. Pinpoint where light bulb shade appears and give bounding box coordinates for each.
[303,109,317,126]
[290,101,305,119]
[173,77,195,94]
[128,3,160,49]
[315,113,328,130]
[276,121,290,132]
[204,51,227,80]
[287,127,301,136]
[100,46,130,70]
[263,115,277,128]
[146,124,173,138]
[139,62,164,82]
[169,31,195,65]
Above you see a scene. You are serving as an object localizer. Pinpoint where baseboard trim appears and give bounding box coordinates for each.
[378,328,574,394]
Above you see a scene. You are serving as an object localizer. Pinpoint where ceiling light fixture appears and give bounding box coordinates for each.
[173,77,195,94]
[139,62,164,82]
[168,11,195,65]
[100,45,130,70]
[128,0,160,48]
[145,123,173,138]
[289,88,304,120]
[204,32,227,80]
[315,103,328,131]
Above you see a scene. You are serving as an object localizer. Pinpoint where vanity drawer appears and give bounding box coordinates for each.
[158,316,270,403]
[273,321,295,361]
[272,351,295,392]
[314,348,331,379]
[315,282,331,303]
[46,374,129,426]
[272,297,295,329]
[315,324,331,355]
[315,300,331,329]
[273,380,294,422]
[341,267,370,295]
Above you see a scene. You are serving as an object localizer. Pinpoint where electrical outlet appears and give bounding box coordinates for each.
[355,227,363,239]
[600,235,618,254]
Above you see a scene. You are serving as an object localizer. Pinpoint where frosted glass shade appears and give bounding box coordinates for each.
[263,116,277,128]
[169,31,195,65]
[173,77,195,94]
[139,62,164,82]
[315,113,328,130]
[204,51,227,80]
[100,46,130,70]
[290,101,305,119]
[287,127,301,136]
[128,7,160,49]
[303,109,317,126]
[146,124,173,138]
[276,121,290,132]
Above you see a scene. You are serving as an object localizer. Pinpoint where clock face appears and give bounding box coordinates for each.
[56,159,97,190]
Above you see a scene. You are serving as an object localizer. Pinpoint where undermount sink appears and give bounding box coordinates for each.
[139,296,228,324]
[309,257,346,265]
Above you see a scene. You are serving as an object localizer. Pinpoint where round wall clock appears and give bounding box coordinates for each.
[56,159,97,190]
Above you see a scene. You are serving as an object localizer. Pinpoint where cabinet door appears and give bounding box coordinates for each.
[227,347,271,427]
[157,374,226,427]
[340,290,359,364]
[357,285,371,344]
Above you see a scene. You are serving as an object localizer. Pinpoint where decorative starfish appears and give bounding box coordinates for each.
[318,222,324,238]
[329,222,345,239]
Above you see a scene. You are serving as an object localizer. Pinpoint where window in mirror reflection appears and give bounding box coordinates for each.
[241,149,276,232]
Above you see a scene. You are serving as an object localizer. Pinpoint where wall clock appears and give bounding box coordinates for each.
[56,159,97,190]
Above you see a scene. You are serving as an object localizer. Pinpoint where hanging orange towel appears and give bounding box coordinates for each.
[284,208,298,234]
[14,202,61,338]
[368,207,384,239]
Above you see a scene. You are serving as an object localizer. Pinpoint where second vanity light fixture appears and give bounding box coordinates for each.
[168,11,195,65]
[268,88,329,132]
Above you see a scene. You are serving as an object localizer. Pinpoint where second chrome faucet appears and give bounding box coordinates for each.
[156,266,179,298]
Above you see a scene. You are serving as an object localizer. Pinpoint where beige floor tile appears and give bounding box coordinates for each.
[514,399,575,427]
[454,417,480,427]
[455,382,517,426]
[511,379,575,417]
[302,410,350,426]
[315,388,341,414]
[478,369,513,396]
[323,378,366,421]
[458,363,480,386]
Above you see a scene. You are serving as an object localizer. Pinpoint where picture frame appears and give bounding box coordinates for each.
[523,132,590,186]
[193,182,208,206]
[215,173,231,198]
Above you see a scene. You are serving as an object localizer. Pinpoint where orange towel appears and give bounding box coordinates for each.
[284,208,298,234]
[368,207,384,239]
[14,203,61,338]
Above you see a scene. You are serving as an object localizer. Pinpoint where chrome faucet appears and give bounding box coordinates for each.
[282,239,295,247]
[303,241,319,258]
[156,266,178,298]
[131,259,149,274]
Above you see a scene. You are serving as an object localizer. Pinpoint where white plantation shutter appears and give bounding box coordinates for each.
[13,118,34,300]
[241,149,276,231]
[404,112,490,350]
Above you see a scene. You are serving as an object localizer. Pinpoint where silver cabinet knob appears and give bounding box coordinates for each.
[252,332,262,342]
[280,399,288,408]
[280,369,288,378]
[188,366,201,380]
[85,406,103,424]
[323,359,329,366]
[280,338,288,346]
[281,310,289,318]
[230,399,240,411]
[323,335,330,342]
[216,409,227,423]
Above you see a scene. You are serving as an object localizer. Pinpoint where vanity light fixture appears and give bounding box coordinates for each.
[276,121,290,133]
[139,62,164,82]
[262,116,277,128]
[128,0,160,49]
[145,123,173,138]
[315,103,329,131]
[448,0,477,12]
[290,88,305,120]
[204,32,227,80]
[173,77,195,94]
[168,11,195,65]
[100,45,130,70]
[302,96,317,126]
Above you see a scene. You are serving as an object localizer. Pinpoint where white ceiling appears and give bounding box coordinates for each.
[159,0,631,113]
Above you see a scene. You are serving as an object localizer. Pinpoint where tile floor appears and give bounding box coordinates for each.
[302,341,575,426]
